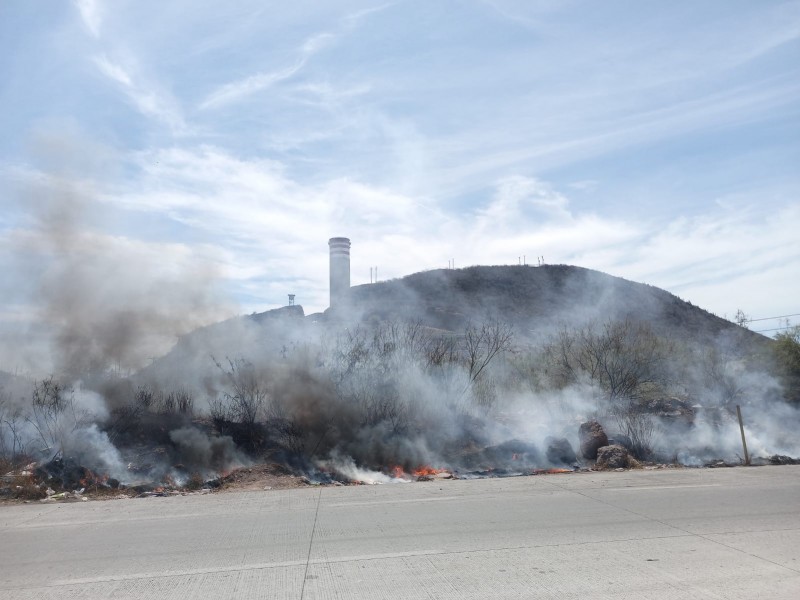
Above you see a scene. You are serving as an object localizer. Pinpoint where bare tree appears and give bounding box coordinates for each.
[25,377,84,455]
[700,347,746,409]
[734,308,750,329]
[213,357,269,427]
[0,391,27,468]
[610,399,658,460]
[462,322,514,385]
[543,319,667,404]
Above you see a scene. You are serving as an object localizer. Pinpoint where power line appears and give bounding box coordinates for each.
[753,325,798,333]
[746,312,800,323]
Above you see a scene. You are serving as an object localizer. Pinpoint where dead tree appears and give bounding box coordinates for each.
[25,377,81,455]
[544,319,666,403]
[462,322,514,385]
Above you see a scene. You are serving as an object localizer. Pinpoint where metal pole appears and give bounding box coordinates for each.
[736,405,750,465]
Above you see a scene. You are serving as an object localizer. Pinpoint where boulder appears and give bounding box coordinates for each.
[545,437,577,465]
[579,420,608,459]
[595,445,640,470]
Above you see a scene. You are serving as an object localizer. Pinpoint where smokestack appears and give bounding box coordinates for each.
[328,237,351,310]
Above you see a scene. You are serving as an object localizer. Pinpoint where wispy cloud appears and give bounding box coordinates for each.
[92,54,132,86]
[199,4,392,111]
[74,0,102,37]
[199,31,339,111]
[199,61,307,111]
[92,54,187,133]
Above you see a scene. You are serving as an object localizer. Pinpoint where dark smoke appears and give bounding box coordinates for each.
[1,132,230,378]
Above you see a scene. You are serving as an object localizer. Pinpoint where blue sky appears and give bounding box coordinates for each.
[1,0,799,347]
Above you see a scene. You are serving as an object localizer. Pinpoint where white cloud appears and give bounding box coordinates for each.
[97,147,799,321]
[482,176,571,223]
[199,61,305,111]
[75,0,102,37]
[199,4,391,111]
[93,54,132,86]
[199,30,339,111]
[92,55,187,133]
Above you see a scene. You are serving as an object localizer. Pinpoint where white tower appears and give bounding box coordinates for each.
[328,237,351,309]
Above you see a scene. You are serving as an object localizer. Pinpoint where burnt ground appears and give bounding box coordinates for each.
[1,461,680,505]
[4,454,797,505]
[0,461,307,504]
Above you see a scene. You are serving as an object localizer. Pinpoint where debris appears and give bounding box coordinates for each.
[769,455,800,465]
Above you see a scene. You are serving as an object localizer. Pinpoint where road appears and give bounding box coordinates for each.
[1,466,798,599]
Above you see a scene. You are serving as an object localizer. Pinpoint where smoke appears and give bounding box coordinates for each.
[1,227,798,488]
[1,131,230,378]
[60,424,127,480]
[169,427,246,474]
[317,452,411,484]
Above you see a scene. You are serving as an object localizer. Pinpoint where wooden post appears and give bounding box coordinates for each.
[736,405,750,466]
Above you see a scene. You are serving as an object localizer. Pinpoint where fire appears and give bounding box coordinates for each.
[79,469,110,489]
[387,465,446,479]
[412,466,445,477]
[533,468,573,475]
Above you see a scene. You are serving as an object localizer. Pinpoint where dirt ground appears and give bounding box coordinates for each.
[213,462,307,492]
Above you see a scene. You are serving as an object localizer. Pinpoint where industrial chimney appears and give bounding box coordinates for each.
[328,237,351,310]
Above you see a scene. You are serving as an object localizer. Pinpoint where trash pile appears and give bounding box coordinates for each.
[1,453,223,502]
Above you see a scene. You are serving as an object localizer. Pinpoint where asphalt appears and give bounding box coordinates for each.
[1,466,798,599]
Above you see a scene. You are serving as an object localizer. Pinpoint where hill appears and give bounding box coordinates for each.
[337,264,765,347]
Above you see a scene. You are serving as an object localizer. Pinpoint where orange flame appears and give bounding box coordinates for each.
[412,466,445,477]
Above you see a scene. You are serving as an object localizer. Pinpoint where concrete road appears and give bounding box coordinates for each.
[1,466,798,599]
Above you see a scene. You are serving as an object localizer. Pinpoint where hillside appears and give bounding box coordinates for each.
[132,264,770,387]
[337,264,766,347]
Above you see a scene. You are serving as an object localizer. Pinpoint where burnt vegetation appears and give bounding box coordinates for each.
[2,265,799,497]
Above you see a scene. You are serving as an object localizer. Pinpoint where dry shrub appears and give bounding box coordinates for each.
[11,477,46,500]
[184,472,205,490]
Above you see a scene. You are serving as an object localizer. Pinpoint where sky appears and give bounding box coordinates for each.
[1,0,799,352]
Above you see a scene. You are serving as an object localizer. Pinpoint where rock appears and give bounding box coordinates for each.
[545,437,577,465]
[579,421,608,460]
[595,445,640,470]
